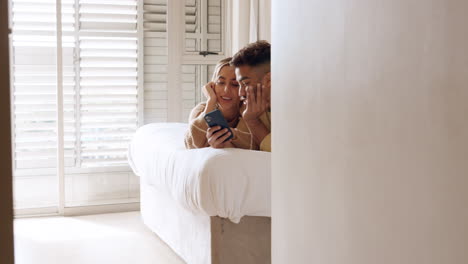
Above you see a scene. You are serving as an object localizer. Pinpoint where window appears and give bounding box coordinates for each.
[10,0,229,215]
[10,0,140,213]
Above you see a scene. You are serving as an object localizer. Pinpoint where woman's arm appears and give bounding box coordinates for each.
[185,82,220,149]
[185,102,215,149]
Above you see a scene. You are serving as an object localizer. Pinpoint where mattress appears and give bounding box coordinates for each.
[128,123,271,223]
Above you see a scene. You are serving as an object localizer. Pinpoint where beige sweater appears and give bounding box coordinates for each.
[258,111,271,152]
[184,103,257,150]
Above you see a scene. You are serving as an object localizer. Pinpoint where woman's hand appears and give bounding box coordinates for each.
[206,126,233,148]
[202,82,217,103]
[242,83,269,123]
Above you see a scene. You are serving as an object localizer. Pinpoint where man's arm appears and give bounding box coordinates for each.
[260,133,271,152]
[242,83,270,146]
[245,118,269,146]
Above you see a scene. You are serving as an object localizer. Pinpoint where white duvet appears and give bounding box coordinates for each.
[128,123,271,223]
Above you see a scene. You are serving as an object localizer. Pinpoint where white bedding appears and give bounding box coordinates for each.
[128,123,271,223]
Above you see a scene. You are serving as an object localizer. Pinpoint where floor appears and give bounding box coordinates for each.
[14,211,185,264]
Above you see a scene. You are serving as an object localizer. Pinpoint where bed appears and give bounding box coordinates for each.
[128,123,271,264]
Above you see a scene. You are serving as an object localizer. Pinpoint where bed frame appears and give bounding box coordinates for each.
[210,215,271,264]
[140,182,271,264]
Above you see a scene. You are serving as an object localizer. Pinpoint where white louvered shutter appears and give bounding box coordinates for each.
[77,0,139,168]
[143,0,168,124]
[182,64,216,119]
[65,0,140,206]
[206,0,222,52]
[184,0,222,54]
[181,0,224,121]
[10,0,77,209]
[184,0,198,52]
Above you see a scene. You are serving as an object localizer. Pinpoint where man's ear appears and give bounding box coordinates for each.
[262,72,271,87]
[262,72,271,107]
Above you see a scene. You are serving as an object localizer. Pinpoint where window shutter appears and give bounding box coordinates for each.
[11,0,75,171]
[206,0,222,52]
[181,64,216,119]
[184,0,198,51]
[11,0,73,209]
[181,0,223,121]
[78,0,139,168]
[143,0,168,124]
[184,0,223,54]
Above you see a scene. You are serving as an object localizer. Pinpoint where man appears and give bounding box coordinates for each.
[231,40,271,151]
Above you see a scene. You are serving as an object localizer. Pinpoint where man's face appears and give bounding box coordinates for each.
[235,65,264,104]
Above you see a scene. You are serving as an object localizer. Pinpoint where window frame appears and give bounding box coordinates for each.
[10,0,142,217]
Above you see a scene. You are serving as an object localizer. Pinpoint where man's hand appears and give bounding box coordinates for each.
[242,83,269,123]
[206,126,233,148]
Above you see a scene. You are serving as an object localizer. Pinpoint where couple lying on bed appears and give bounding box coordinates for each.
[185,40,271,152]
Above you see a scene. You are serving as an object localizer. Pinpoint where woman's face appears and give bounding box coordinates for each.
[214,65,240,111]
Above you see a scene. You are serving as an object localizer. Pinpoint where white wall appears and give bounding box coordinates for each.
[272,1,468,264]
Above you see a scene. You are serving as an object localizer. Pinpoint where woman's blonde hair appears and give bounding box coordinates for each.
[211,57,233,82]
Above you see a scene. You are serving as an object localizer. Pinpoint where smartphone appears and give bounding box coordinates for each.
[204,109,233,142]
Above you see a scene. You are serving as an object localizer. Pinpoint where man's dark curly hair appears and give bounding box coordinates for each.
[230,40,271,67]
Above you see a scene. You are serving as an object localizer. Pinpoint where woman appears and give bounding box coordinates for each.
[184,57,255,149]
